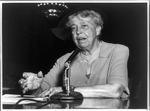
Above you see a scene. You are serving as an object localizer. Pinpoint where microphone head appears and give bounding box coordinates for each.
[65,48,80,64]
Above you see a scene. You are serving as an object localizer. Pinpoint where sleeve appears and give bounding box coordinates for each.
[41,59,65,90]
[107,44,130,97]
[34,53,71,96]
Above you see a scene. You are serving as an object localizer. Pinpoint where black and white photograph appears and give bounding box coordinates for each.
[1,1,149,110]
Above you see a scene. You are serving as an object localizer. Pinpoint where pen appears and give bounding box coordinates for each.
[19,86,24,97]
[21,92,24,97]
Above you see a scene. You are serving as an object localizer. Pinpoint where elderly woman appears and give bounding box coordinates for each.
[19,9,129,98]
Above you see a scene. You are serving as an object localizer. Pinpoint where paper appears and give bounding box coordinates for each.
[2,94,45,104]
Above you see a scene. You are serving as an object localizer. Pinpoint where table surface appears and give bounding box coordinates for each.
[3,97,129,109]
[2,88,145,109]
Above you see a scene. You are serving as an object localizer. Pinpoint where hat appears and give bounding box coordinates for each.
[51,6,107,41]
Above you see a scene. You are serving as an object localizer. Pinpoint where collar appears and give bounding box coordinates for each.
[75,41,116,62]
[99,41,116,58]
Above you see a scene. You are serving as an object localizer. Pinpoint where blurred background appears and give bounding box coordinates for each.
[2,3,147,108]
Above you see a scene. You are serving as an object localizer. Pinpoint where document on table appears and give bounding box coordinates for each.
[2,94,45,104]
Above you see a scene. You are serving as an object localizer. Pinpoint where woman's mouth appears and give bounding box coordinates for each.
[77,37,86,43]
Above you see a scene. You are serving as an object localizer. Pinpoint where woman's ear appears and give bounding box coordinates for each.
[96,26,102,36]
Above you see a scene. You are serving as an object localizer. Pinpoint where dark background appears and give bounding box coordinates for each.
[2,3,147,108]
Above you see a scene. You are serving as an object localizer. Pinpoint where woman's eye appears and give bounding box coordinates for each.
[71,27,76,30]
[82,25,88,28]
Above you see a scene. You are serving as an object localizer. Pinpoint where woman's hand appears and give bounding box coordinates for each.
[18,71,44,93]
[38,87,63,99]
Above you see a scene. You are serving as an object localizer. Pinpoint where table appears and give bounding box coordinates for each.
[3,97,129,109]
[2,88,144,109]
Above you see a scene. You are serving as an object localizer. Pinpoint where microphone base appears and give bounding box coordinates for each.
[50,91,83,101]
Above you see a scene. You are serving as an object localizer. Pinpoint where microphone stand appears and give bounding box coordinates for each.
[50,48,83,101]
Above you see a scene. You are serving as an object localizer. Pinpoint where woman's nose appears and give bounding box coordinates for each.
[76,27,82,35]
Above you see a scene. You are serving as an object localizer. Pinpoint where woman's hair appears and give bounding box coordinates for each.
[66,10,104,28]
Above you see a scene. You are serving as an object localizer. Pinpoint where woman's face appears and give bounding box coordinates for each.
[70,15,101,51]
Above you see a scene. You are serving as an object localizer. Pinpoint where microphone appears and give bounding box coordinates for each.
[50,48,83,101]
[65,48,80,64]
